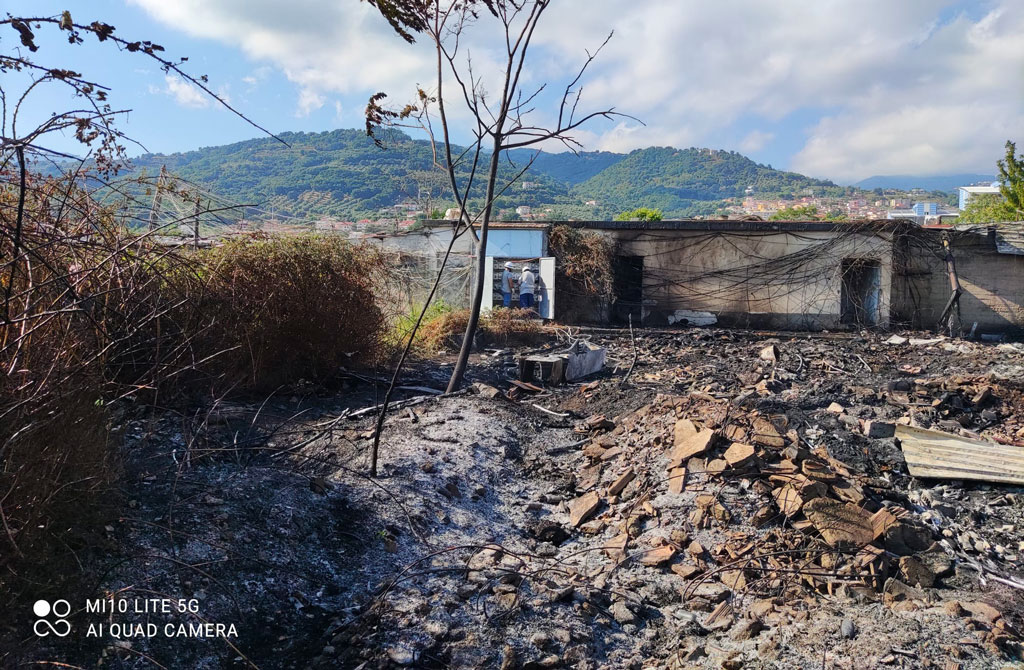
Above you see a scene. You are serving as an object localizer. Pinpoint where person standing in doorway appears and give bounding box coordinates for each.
[519,264,536,310]
[500,261,516,308]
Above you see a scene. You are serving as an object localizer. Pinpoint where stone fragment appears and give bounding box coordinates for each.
[473,383,501,398]
[732,618,763,641]
[883,519,933,556]
[670,419,714,467]
[963,601,1002,624]
[724,442,756,467]
[772,486,803,517]
[751,417,786,447]
[840,618,856,639]
[600,534,628,562]
[720,569,747,591]
[898,555,936,588]
[830,478,866,505]
[583,442,607,460]
[639,544,677,566]
[882,577,926,606]
[690,582,730,602]
[918,550,953,578]
[671,563,701,579]
[827,402,846,413]
[668,466,687,494]
[759,344,780,363]
[568,491,601,527]
[532,520,571,546]
[607,468,635,496]
[705,459,728,476]
[609,601,636,625]
[864,420,896,438]
[803,498,874,550]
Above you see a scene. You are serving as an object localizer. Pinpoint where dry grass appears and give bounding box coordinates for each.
[416,306,544,353]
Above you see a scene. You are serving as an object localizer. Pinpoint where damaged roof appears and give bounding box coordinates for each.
[426,219,917,233]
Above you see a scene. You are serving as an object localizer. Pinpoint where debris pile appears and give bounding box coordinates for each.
[552,390,1024,666]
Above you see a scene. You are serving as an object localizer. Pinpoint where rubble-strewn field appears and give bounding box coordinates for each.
[17,328,1024,669]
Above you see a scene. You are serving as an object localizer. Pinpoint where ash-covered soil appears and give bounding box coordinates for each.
[9,328,1024,670]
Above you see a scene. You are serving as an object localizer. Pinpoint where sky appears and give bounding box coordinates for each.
[4,0,1023,184]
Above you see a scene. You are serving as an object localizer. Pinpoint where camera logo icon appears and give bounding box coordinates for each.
[33,599,71,637]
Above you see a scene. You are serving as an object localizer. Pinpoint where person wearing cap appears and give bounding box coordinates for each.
[519,264,536,309]
[500,261,516,308]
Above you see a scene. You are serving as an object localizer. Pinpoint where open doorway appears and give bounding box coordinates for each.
[611,255,643,325]
[840,259,882,326]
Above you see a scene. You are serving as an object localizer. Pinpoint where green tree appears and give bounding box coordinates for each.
[615,207,663,221]
[770,205,820,220]
[997,140,1024,220]
[959,193,1016,223]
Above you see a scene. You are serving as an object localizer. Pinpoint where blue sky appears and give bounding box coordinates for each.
[4,0,1022,183]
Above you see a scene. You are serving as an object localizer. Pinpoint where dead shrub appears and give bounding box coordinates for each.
[0,170,393,593]
[548,224,615,323]
[196,234,389,389]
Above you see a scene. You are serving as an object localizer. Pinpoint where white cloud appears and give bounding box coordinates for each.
[739,130,775,154]
[160,75,209,108]
[297,88,325,117]
[128,0,1024,181]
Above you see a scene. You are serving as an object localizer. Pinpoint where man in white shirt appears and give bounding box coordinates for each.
[519,264,536,309]
[500,261,516,307]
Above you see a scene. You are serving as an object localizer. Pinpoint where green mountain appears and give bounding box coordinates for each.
[118,128,852,223]
[510,149,625,185]
[573,147,848,217]
[124,129,569,222]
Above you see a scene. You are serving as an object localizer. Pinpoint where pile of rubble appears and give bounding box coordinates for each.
[559,390,1022,667]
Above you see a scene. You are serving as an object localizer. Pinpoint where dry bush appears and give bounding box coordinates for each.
[0,171,163,575]
[196,234,390,389]
[548,224,616,322]
[0,168,392,585]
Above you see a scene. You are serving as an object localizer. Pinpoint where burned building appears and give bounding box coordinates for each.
[398,219,1024,336]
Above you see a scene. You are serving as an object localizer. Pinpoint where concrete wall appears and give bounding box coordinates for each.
[606,229,896,329]
[896,229,1024,335]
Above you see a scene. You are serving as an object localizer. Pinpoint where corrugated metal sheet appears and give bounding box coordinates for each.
[896,425,1024,485]
[995,224,1024,255]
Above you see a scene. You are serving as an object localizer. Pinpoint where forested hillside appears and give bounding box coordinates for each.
[121,128,855,222]
[573,147,848,216]
[126,129,569,222]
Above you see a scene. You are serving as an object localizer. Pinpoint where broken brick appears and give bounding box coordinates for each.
[567,491,601,527]
[724,442,756,467]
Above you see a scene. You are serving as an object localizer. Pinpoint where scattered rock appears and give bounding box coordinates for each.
[610,601,637,626]
[567,491,601,527]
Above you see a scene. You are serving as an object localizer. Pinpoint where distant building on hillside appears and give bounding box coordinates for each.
[912,202,938,216]
[958,183,1002,210]
[887,209,924,224]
